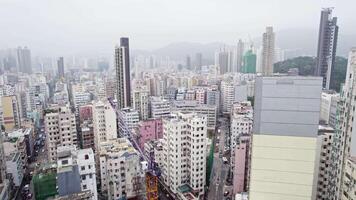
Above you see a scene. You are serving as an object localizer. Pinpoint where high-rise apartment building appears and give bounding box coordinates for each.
[162,112,207,197]
[57,57,65,79]
[316,125,334,200]
[230,102,253,150]
[249,76,322,200]
[195,88,206,104]
[44,105,78,162]
[261,27,275,75]
[120,108,139,130]
[115,37,131,109]
[99,138,142,200]
[341,157,356,200]
[56,146,97,200]
[132,86,149,120]
[149,96,171,119]
[171,100,217,130]
[92,101,117,152]
[235,39,244,72]
[315,8,338,89]
[16,46,32,74]
[328,48,356,199]
[221,79,235,113]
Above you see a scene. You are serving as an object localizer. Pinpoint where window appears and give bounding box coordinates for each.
[81,166,85,170]
[85,154,89,160]
[61,160,68,165]
[83,184,87,190]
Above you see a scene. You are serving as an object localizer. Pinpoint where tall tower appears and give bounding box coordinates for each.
[249,76,322,200]
[115,37,131,109]
[236,39,244,72]
[315,8,338,90]
[186,55,191,70]
[195,53,202,71]
[57,57,65,79]
[261,27,275,75]
[328,48,356,199]
[16,46,32,74]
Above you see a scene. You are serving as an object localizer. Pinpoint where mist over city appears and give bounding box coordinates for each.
[0,0,355,200]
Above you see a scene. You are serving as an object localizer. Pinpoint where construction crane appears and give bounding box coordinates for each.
[107,98,160,200]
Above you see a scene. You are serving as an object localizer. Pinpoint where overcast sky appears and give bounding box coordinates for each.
[0,0,355,56]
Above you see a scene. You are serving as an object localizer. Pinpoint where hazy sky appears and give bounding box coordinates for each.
[0,0,355,56]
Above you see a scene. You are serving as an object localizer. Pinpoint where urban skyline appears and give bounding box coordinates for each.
[0,2,355,200]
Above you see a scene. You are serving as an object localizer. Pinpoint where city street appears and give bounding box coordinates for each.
[207,118,232,200]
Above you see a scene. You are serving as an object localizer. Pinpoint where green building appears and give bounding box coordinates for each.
[242,49,257,73]
[33,172,58,200]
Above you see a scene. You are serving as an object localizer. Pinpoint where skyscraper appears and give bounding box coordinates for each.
[235,39,244,72]
[16,46,32,74]
[249,76,322,200]
[315,8,338,90]
[115,37,131,109]
[261,27,275,75]
[195,53,202,71]
[328,48,356,199]
[217,51,230,74]
[57,57,65,79]
[242,47,257,73]
[186,55,191,70]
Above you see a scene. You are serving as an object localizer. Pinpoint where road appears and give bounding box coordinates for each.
[207,118,232,200]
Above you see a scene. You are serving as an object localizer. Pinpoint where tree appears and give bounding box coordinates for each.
[274,56,347,92]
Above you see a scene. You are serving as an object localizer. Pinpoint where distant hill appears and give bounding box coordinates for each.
[274,56,348,92]
[132,28,356,63]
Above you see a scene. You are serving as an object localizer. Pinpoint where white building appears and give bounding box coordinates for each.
[206,87,220,112]
[195,88,206,104]
[143,139,164,169]
[162,112,207,197]
[221,79,235,113]
[234,85,248,103]
[5,152,23,186]
[172,100,217,130]
[120,108,139,130]
[329,48,356,198]
[57,146,98,200]
[320,91,339,127]
[44,105,78,162]
[99,138,142,200]
[132,87,149,120]
[92,101,117,152]
[149,96,171,119]
[230,102,253,150]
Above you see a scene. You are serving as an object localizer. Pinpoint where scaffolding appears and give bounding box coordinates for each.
[146,172,158,200]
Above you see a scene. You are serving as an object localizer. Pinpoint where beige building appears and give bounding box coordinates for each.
[261,27,275,75]
[44,105,78,162]
[1,96,21,131]
[99,138,142,200]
